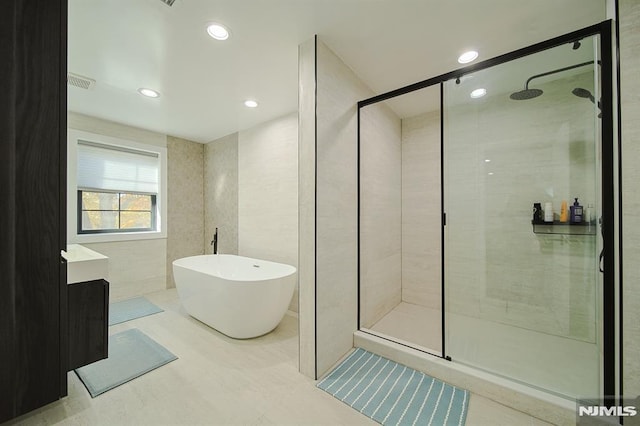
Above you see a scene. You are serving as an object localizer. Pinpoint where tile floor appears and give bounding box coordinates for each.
[8,289,552,425]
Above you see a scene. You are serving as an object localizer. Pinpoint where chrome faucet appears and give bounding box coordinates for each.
[210,227,218,254]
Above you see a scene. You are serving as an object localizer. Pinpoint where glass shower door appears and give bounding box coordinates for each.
[443,36,603,399]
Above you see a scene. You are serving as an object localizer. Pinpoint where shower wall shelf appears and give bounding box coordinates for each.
[531,221,597,236]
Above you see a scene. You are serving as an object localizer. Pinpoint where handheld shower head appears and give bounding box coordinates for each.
[572,88,602,118]
[572,87,595,102]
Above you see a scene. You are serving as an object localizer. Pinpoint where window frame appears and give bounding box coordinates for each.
[77,190,158,234]
[67,129,167,244]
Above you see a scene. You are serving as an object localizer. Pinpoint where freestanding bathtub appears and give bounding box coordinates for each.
[172,254,296,339]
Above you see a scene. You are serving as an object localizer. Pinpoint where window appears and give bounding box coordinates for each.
[74,138,164,237]
[78,191,156,233]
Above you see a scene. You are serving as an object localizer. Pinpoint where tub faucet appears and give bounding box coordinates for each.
[211,227,218,254]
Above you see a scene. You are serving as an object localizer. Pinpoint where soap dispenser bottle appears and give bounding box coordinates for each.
[570,198,583,223]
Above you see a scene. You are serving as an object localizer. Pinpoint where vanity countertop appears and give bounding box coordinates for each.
[62,244,108,284]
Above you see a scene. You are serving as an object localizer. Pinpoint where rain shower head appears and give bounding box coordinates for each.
[510,88,543,100]
[510,61,593,102]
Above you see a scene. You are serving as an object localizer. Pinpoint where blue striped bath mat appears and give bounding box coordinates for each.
[317,348,469,426]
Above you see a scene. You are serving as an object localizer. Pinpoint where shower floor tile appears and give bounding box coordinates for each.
[448,312,599,398]
[365,301,598,399]
[368,302,442,354]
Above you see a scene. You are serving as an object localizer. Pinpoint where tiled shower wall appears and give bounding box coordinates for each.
[359,102,402,328]
[357,102,443,327]
[444,71,598,342]
[620,0,640,399]
[401,110,442,311]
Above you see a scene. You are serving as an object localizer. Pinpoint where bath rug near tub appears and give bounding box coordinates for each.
[317,348,469,426]
[109,296,163,325]
[75,328,177,397]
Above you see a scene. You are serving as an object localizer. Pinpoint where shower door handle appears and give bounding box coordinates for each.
[599,250,604,273]
[598,216,604,273]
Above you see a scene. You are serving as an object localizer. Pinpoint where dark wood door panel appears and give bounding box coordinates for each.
[0,0,67,422]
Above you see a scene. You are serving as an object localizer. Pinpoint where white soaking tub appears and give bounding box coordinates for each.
[172,254,296,339]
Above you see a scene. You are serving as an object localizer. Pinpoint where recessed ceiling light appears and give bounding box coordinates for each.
[488,172,494,176]
[484,159,491,163]
[458,50,479,64]
[470,88,487,99]
[244,100,258,108]
[207,23,230,40]
[138,88,160,98]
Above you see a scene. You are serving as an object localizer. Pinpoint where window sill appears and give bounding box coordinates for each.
[70,230,167,244]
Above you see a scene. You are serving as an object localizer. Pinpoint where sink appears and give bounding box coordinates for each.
[62,244,108,284]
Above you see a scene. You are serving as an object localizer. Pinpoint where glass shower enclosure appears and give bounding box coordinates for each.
[358,22,615,401]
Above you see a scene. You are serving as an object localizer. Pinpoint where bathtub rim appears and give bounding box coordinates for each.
[172,253,297,282]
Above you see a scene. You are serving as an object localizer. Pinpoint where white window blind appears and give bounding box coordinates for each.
[77,140,160,194]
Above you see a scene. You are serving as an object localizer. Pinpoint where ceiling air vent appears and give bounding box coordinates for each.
[160,0,176,6]
[67,73,95,90]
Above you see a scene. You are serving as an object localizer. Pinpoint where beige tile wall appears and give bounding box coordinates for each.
[167,136,204,288]
[314,39,374,377]
[68,112,169,301]
[298,37,317,378]
[238,112,299,312]
[620,0,640,399]
[359,102,402,328]
[82,239,167,301]
[401,109,442,310]
[203,114,299,311]
[204,133,239,255]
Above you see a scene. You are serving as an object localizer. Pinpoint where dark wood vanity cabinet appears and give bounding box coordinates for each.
[68,279,109,371]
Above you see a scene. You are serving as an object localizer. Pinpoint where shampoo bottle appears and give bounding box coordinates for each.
[544,202,554,223]
[559,200,568,222]
[586,204,594,224]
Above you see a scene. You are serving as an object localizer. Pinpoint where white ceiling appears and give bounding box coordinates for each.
[68,0,606,143]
